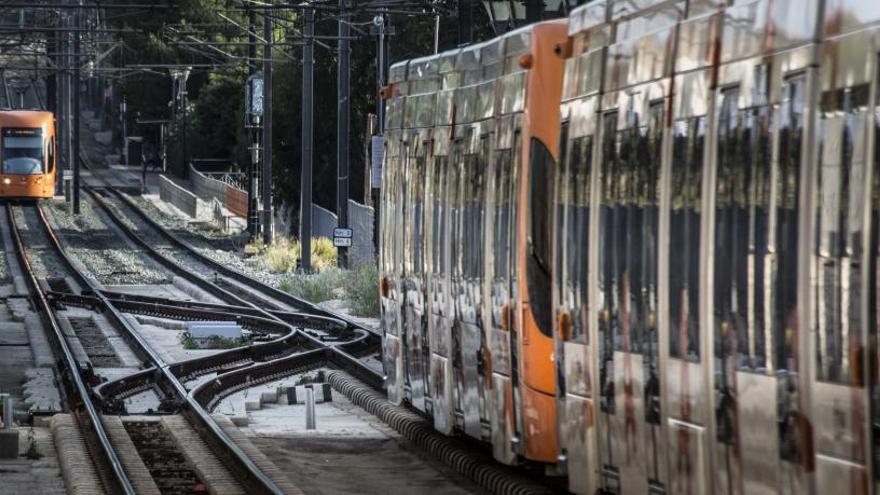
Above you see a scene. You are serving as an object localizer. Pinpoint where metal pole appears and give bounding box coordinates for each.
[434,14,440,54]
[247,7,260,237]
[300,9,314,273]
[1,70,11,108]
[262,9,273,244]
[337,0,350,268]
[73,2,81,214]
[182,81,188,178]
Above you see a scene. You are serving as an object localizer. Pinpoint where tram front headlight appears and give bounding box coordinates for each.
[2,178,10,185]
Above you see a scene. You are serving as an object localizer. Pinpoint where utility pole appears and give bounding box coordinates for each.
[261,8,273,245]
[73,1,81,214]
[336,0,351,268]
[300,9,314,273]
[372,13,387,262]
[246,7,261,237]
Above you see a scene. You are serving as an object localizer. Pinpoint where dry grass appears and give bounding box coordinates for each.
[247,236,337,273]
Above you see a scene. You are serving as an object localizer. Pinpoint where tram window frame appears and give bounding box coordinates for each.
[527,137,555,338]
[814,83,871,385]
[668,116,705,362]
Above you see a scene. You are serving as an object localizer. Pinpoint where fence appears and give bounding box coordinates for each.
[190,164,248,218]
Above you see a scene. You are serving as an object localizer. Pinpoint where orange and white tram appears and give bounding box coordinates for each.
[0,110,56,199]
[380,0,880,493]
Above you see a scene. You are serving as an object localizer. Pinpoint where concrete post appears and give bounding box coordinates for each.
[305,387,316,430]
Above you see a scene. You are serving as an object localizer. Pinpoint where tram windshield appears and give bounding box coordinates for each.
[3,129,44,175]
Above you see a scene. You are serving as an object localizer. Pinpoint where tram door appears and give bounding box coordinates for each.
[809,31,877,494]
[484,115,521,463]
[402,133,429,412]
[596,91,666,494]
[710,57,811,494]
[428,126,455,434]
[381,131,405,405]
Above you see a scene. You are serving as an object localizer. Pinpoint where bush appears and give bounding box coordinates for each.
[247,236,337,274]
[343,263,380,318]
[278,268,346,303]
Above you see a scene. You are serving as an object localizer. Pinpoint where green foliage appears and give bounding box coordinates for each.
[278,268,346,303]
[344,263,380,318]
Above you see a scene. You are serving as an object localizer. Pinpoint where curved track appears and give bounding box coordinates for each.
[13,202,289,495]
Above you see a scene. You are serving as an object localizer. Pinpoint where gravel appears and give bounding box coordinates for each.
[45,199,170,286]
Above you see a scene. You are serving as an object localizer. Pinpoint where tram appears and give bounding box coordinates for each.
[380,0,880,493]
[0,110,56,199]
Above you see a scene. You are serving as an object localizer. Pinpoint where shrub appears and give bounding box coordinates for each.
[344,263,380,318]
[278,268,346,303]
[248,236,337,274]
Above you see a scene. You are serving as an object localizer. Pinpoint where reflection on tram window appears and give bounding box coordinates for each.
[774,75,805,372]
[714,85,774,371]
[558,132,593,344]
[489,142,517,330]
[598,102,661,355]
[815,84,870,385]
[405,153,427,275]
[669,116,704,362]
[463,151,486,282]
[430,156,448,276]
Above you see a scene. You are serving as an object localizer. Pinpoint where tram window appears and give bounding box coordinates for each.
[528,138,554,338]
[463,151,486,281]
[492,148,513,282]
[409,155,426,275]
[773,74,805,372]
[668,117,705,362]
[449,148,463,280]
[714,85,772,371]
[431,156,447,276]
[601,101,662,354]
[2,129,44,175]
[559,133,592,343]
[815,84,870,385]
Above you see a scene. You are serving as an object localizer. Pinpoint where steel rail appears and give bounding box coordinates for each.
[84,184,383,386]
[103,185,380,335]
[5,204,137,495]
[30,203,288,495]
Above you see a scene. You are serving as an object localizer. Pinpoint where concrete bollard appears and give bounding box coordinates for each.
[0,394,18,459]
[305,387,316,430]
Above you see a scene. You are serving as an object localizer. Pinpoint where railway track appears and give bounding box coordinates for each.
[10,201,290,494]
[68,158,555,494]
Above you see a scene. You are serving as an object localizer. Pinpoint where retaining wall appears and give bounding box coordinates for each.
[159,174,201,218]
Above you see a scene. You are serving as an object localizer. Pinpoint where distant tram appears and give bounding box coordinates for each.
[380,0,880,493]
[0,110,56,199]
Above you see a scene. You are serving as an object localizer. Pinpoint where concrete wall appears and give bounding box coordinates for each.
[309,200,375,265]
[190,165,227,202]
[159,174,201,218]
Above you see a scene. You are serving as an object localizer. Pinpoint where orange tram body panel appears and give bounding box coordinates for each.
[0,110,56,199]
[381,0,880,493]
